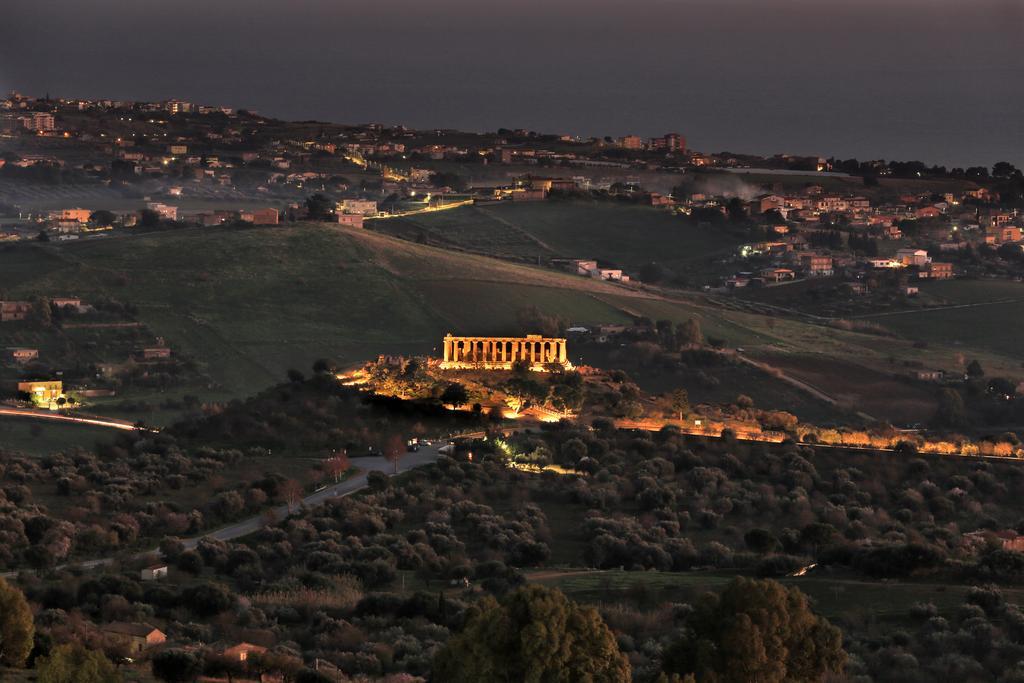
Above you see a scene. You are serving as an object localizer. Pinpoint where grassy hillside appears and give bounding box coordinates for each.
[0,223,1018,427]
[860,280,1024,359]
[372,199,742,278]
[0,224,658,403]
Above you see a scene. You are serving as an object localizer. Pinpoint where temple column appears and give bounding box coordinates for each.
[444,338,451,362]
[559,341,567,363]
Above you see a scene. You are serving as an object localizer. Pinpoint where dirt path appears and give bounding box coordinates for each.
[475,206,558,253]
[851,297,1024,319]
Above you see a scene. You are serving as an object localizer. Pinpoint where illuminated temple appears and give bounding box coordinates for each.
[440,333,571,371]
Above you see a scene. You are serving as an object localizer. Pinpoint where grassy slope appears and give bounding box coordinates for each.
[0,225,655,400]
[0,223,1017,427]
[375,200,741,274]
[859,280,1024,359]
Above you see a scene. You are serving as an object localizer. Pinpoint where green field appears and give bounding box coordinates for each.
[0,224,664,401]
[374,200,742,277]
[861,279,1024,359]
[0,417,117,456]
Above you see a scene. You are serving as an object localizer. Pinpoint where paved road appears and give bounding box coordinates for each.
[182,448,443,549]
[4,446,445,576]
[0,407,142,431]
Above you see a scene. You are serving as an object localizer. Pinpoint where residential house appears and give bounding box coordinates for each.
[337,199,378,216]
[0,301,32,322]
[54,208,92,223]
[141,347,172,360]
[512,189,546,201]
[18,380,63,406]
[988,226,1022,244]
[240,208,279,225]
[51,297,83,311]
[896,249,931,267]
[760,268,796,283]
[336,214,364,228]
[800,254,834,277]
[146,203,178,221]
[140,564,168,581]
[101,623,166,654]
[7,348,38,363]
[220,642,268,663]
[619,135,644,150]
[922,262,954,280]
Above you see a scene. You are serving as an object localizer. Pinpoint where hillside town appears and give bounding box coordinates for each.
[2,92,1021,290]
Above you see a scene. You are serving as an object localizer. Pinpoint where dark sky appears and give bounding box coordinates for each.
[2,0,1022,167]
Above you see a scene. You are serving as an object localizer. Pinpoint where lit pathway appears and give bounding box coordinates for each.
[0,407,143,431]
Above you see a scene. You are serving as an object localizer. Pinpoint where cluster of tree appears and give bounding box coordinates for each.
[18,414,1024,678]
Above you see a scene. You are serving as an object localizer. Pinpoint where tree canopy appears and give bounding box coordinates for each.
[0,577,34,667]
[662,577,846,682]
[152,649,203,683]
[432,584,631,683]
[37,643,121,683]
[440,382,469,408]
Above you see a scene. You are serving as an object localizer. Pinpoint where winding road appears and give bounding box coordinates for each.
[3,445,445,576]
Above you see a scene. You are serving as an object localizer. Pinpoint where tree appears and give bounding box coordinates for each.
[304,193,334,220]
[670,388,690,420]
[677,318,703,347]
[37,643,121,683]
[0,577,34,668]
[662,578,846,682]
[311,357,336,374]
[440,382,469,409]
[152,649,203,683]
[89,209,117,226]
[433,584,630,683]
[280,479,303,512]
[139,209,161,228]
[324,453,350,482]
[744,528,779,554]
[993,161,1021,179]
[966,359,985,378]
[936,388,968,428]
[384,433,404,474]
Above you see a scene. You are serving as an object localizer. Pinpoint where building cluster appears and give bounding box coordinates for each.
[709,183,1023,289]
[1,296,175,407]
[552,258,631,284]
[618,132,686,153]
